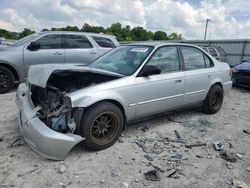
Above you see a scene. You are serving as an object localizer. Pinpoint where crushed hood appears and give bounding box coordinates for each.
[28,64,123,88]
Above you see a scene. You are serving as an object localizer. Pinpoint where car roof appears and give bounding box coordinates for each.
[200,46,222,48]
[38,31,116,38]
[124,41,201,48]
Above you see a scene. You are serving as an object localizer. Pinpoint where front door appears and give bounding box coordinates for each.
[23,34,64,75]
[134,46,184,118]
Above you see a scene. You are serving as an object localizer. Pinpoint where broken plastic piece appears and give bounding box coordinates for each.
[185,143,206,148]
[67,119,76,133]
[219,151,237,163]
[167,169,177,178]
[168,138,186,144]
[149,163,165,173]
[170,154,188,161]
[243,129,250,135]
[174,130,181,140]
[10,138,25,147]
[213,141,223,151]
[144,154,153,161]
[144,170,161,181]
[233,179,250,188]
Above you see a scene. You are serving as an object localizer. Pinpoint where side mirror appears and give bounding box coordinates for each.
[139,65,161,77]
[27,42,40,51]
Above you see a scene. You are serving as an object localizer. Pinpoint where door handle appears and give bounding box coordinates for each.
[175,79,182,83]
[90,51,97,55]
[54,52,63,55]
[208,74,212,77]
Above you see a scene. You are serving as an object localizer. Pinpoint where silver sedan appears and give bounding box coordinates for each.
[16,42,232,160]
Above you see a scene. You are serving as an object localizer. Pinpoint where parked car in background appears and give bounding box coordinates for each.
[232,59,250,88]
[201,46,227,62]
[17,42,232,160]
[0,37,15,46]
[0,31,119,93]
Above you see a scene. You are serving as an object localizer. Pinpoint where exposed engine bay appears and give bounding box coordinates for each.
[30,70,120,134]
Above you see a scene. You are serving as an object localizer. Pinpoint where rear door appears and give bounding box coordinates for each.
[181,46,214,105]
[23,34,64,74]
[63,34,100,65]
[134,46,184,118]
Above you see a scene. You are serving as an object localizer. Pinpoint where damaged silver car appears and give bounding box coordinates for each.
[16,42,232,160]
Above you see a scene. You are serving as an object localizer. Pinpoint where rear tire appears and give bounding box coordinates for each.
[0,66,14,94]
[203,84,224,114]
[80,102,124,150]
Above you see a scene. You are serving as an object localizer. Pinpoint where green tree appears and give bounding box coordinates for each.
[0,29,18,39]
[153,31,167,40]
[18,28,35,39]
[106,23,125,41]
[168,32,183,40]
[0,23,184,41]
[146,31,154,40]
[64,25,79,31]
[121,25,132,41]
[131,27,147,41]
[81,23,105,33]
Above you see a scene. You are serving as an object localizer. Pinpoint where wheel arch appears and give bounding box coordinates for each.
[208,78,223,91]
[86,99,127,125]
[211,82,223,89]
[0,61,20,81]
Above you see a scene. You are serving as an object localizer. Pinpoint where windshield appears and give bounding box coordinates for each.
[90,45,154,75]
[10,33,39,47]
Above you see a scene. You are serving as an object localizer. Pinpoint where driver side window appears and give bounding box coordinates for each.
[147,46,180,74]
[34,34,62,49]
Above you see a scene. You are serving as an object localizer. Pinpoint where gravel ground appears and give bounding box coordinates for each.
[0,87,250,188]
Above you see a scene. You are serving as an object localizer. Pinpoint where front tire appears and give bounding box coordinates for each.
[80,102,124,150]
[0,66,14,94]
[203,84,224,114]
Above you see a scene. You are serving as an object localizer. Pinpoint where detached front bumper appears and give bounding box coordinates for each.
[16,83,85,160]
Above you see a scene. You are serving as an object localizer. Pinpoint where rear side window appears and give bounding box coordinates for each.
[64,35,92,49]
[216,47,226,56]
[208,48,217,57]
[92,36,116,48]
[181,47,206,70]
[35,34,62,49]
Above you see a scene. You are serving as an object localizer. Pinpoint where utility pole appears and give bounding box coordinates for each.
[204,18,211,40]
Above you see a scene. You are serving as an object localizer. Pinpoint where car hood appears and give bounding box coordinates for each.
[28,64,123,88]
[235,62,250,71]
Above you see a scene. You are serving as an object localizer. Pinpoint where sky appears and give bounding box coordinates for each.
[0,0,250,39]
